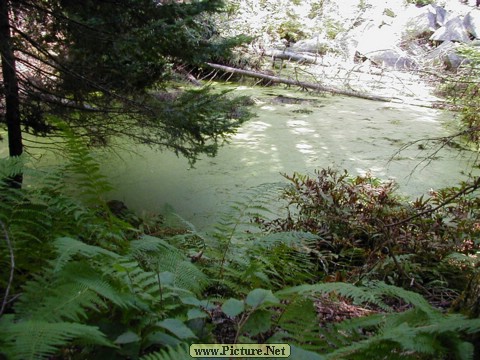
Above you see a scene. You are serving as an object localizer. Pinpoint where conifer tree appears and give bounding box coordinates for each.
[0,0,250,184]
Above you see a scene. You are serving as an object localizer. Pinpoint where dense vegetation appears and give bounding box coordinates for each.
[2,0,480,359]
[0,0,252,174]
[1,135,480,359]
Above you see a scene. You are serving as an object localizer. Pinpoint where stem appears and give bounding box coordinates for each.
[0,220,15,317]
[156,270,163,308]
[386,176,480,228]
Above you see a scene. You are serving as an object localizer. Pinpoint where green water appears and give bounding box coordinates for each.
[0,85,473,229]
[98,85,474,229]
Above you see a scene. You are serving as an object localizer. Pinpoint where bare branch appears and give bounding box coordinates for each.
[386,176,480,228]
[0,220,15,317]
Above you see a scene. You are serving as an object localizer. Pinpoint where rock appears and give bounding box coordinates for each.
[403,5,438,39]
[425,40,468,69]
[289,37,332,54]
[365,48,417,70]
[434,5,448,27]
[404,42,428,58]
[107,200,129,216]
[445,50,468,69]
[464,10,480,39]
[107,199,141,226]
[430,16,471,42]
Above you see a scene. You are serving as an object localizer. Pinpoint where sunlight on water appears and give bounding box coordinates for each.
[2,85,474,230]
[99,86,475,229]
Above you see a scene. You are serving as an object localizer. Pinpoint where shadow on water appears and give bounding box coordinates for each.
[100,85,475,230]
[0,85,472,230]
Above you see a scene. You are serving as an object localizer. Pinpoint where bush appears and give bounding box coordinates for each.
[256,168,480,296]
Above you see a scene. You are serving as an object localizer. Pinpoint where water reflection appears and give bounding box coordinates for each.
[1,86,470,230]
[100,86,475,229]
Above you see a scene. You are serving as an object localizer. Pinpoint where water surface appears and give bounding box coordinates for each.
[101,86,474,229]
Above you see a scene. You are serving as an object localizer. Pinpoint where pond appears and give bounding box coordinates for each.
[99,85,475,230]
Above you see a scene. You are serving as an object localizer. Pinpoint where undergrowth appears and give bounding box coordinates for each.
[0,130,479,359]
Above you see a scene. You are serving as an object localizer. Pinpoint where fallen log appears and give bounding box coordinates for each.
[264,50,321,64]
[206,63,447,109]
[206,62,396,103]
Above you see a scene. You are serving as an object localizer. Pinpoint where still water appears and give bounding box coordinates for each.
[99,86,475,230]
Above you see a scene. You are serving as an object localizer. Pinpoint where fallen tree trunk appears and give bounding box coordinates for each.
[206,63,448,109]
[264,50,321,64]
[206,62,397,103]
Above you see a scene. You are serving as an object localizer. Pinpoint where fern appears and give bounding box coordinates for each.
[277,282,388,310]
[3,230,209,358]
[52,237,120,272]
[0,315,114,360]
[273,281,480,360]
[326,314,478,360]
[60,126,113,206]
[275,296,325,351]
[140,343,191,360]
[14,261,127,322]
[128,235,209,295]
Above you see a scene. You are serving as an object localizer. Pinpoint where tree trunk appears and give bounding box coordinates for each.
[0,0,23,187]
[205,63,446,109]
[206,62,394,102]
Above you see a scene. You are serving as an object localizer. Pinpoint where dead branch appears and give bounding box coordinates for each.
[206,62,396,102]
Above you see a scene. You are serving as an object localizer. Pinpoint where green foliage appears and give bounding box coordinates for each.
[0,137,209,358]
[140,344,191,360]
[56,0,240,92]
[257,168,480,298]
[142,87,254,164]
[324,18,345,40]
[405,0,434,6]
[275,281,480,359]
[5,0,254,165]
[1,135,480,359]
[0,316,114,360]
[448,45,480,145]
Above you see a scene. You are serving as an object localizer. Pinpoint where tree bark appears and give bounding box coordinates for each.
[206,62,397,103]
[0,0,23,186]
[265,50,321,65]
[206,63,446,108]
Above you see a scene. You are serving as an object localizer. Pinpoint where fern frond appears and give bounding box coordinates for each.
[58,124,113,206]
[140,343,191,360]
[0,154,26,179]
[53,237,119,272]
[367,281,433,314]
[420,314,480,335]
[276,282,388,310]
[253,231,319,249]
[130,235,179,254]
[34,283,107,322]
[321,282,480,359]
[0,316,114,360]
[129,236,209,294]
[59,262,128,308]
[15,259,128,323]
[276,296,326,351]
[210,183,284,236]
